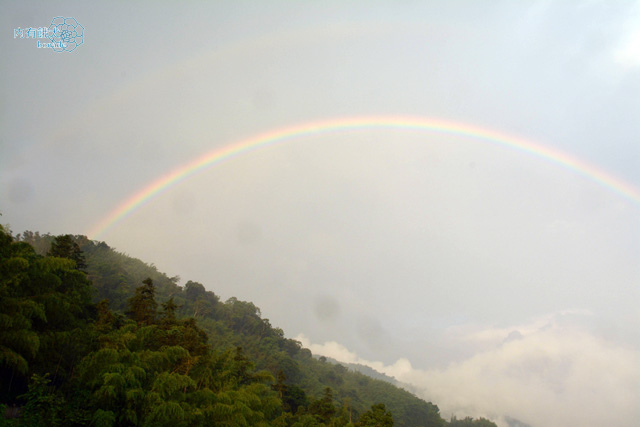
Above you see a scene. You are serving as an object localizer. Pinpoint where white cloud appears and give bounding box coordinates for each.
[296,333,415,381]
[613,3,640,69]
[445,309,594,348]
[299,313,640,427]
[615,29,640,68]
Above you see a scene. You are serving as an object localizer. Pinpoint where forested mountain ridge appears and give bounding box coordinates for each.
[1,228,497,427]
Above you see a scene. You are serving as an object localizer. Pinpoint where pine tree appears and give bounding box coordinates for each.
[48,234,87,271]
[357,403,394,427]
[127,278,157,325]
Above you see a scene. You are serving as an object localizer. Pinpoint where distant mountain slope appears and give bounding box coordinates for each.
[321,357,400,385]
[504,416,534,427]
[12,230,497,427]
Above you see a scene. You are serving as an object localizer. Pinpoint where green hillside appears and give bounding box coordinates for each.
[1,228,496,427]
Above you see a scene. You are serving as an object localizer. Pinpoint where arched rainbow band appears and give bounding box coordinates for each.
[87,116,640,240]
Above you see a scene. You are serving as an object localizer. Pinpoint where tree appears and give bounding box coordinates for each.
[0,225,94,401]
[272,369,287,399]
[160,297,178,326]
[0,226,45,380]
[449,416,498,427]
[308,387,336,424]
[18,373,66,426]
[184,280,206,301]
[283,384,307,415]
[127,278,157,325]
[95,299,115,332]
[47,234,86,271]
[357,403,394,427]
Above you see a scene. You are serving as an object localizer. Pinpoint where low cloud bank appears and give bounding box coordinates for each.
[297,313,640,427]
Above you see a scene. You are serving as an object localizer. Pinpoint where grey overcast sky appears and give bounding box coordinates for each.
[1,1,639,426]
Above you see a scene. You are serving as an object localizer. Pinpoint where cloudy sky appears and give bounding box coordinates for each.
[1,1,639,426]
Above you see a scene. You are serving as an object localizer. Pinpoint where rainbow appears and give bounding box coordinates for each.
[87,116,640,240]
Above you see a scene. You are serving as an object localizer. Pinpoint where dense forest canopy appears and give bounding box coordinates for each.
[1,226,497,427]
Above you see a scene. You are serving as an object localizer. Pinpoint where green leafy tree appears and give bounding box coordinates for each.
[449,416,498,427]
[95,299,119,333]
[308,387,337,424]
[357,403,393,427]
[160,297,179,326]
[18,373,66,426]
[184,281,206,301]
[0,231,46,401]
[272,369,287,400]
[0,226,94,402]
[47,234,87,271]
[283,384,307,415]
[127,278,157,325]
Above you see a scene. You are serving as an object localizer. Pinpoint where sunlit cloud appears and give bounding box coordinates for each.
[613,2,640,69]
[615,29,640,69]
[300,313,640,427]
